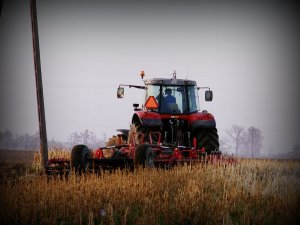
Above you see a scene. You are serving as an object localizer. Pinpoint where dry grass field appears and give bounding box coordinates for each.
[0,150,299,225]
[0,149,36,179]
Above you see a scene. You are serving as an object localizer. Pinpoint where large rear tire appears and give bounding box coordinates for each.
[195,128,219,154]
[134,144,155,168]
[71,145,92,174]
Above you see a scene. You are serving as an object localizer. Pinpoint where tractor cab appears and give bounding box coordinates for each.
[144,78,200,115]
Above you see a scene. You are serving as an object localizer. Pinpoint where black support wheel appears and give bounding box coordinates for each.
[134,144,155,169]
[195,128,220,154]
[71,144,93,175]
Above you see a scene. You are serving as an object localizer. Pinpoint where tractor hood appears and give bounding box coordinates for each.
[132,110,216,129]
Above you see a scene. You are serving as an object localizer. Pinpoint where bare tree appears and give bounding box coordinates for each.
[292,143,300,158]
[80,129,90,145]
[0,130,14,149]
[246,127,263,158]
[68,132,82,146]
[67,130,106,149]
[226,125,247,156]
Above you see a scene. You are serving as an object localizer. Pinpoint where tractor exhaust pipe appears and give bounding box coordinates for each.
[187,132,191,148]
[164,131,167,145]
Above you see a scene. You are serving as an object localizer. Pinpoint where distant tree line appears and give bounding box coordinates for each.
[273,143,300,159]
[0,130,40,150]
[0,129,106,150]
[1,126,299,159]
[220,124,300,159]
[67,129,106,149]
[221,125,263,157]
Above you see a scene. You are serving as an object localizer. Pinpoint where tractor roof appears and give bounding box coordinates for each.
[144,78,197,86]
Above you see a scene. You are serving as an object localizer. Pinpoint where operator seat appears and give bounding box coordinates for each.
[167,103,181,113]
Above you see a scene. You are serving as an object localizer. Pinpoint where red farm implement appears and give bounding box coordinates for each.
[45,71,236,176]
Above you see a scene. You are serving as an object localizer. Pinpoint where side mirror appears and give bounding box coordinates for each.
[205,90,213,101]
[117,87,124,98]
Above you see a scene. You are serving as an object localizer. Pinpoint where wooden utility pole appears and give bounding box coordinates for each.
[30,0,48,170]
[0,0,3,17]
[251,128,254,158]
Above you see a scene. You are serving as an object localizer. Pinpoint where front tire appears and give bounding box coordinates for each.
[71,145,92,174]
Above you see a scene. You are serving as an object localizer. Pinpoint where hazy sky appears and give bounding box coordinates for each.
[0,0,299,154]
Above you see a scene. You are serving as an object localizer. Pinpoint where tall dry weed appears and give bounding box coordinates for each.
[1,157,299,225]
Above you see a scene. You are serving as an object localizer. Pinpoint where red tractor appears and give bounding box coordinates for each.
[46,71,233,176]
